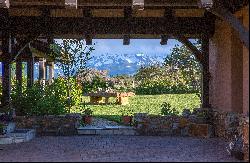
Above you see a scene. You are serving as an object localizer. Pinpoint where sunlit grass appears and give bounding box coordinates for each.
[71,94,201,123]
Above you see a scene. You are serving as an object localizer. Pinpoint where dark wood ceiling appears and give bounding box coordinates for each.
[0,0,248,39]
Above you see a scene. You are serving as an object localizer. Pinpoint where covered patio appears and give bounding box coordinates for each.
[0,0,249,162]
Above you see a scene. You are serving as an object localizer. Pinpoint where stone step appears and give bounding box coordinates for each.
[3,122,16,134]
[77,126,138,136]
[0,129,36,144]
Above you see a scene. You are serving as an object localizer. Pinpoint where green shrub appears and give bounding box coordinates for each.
[11,77,82,116]
[77,102,93,116]
[82,76,111,93]
[161,102,179,116]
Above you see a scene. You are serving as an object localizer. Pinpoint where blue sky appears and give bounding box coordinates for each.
[91,39,180,57]
[0,39,182,77]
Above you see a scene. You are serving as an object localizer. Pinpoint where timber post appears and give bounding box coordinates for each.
[1,9,11,107]
[1,32,11,107]
[201,34,211,108]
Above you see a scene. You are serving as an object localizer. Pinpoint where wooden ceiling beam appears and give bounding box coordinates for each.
[8,17,215,37]
[77,0,198,7]
[8,0,65,8]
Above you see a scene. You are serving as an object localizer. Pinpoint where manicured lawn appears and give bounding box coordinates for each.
[72,94,201,123]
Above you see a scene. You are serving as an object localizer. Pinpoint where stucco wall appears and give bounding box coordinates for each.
[242,6,249,115]
[209,5,249,114]
[209,20,233,112]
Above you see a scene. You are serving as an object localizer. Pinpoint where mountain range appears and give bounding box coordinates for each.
[0,53,165,78]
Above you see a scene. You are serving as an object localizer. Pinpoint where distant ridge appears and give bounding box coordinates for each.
[0,53,164,78]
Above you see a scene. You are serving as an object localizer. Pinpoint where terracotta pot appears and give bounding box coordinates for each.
[84,116,93,124]
[122,116,132,125]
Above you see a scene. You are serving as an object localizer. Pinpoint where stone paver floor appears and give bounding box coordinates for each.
[0,136,240,162]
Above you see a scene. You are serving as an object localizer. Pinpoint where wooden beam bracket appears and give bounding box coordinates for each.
[30,39,50,55]
[175,35,204,63]
[208,6,249,49]
[11,34,39,62]
[198,0,249,49]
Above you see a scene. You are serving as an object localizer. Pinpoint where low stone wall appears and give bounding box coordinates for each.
[212,110,243,141]
[14,114,82,136]
[242,117,249,162]
[205,109,248,161]
[134,110,214,138]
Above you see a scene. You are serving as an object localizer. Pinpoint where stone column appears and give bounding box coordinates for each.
[48,62,55,82]
[39,58,46,85]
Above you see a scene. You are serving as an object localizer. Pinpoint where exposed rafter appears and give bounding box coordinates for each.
[175,35,203,63]
[85,34,92,45]
[160,35,168,45]
[123,35,130,45]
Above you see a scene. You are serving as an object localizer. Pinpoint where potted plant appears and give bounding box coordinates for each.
[121,108,134,125]
[83,108,93,124]
[80,102,93,124]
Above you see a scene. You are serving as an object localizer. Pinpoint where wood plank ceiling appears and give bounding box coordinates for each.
[1,0,215,39]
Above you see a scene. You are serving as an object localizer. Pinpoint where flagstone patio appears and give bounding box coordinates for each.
[0,135,240,162]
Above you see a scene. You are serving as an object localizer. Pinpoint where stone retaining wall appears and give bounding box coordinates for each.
[212,110,243,141]
[134,109,214,138]
[14,114,82,136]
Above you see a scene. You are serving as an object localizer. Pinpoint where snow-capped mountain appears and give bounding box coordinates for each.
[87,53,164,76]
[0,53,164,78]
